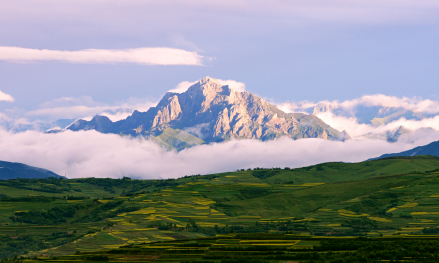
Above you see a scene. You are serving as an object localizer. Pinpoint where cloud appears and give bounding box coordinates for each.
[169,78,246,94]
[0,129,429,179]
[0,46,205,66]
[276,94,439,143]
[24,96,157,122]
[217,79,246,92]
[168,81,197,93]
[280,94,439,115]
[183,123,211,139]
[0,90,14,102]
[337,94,439,114]
[3,1,439,34]
[314,112,439,140]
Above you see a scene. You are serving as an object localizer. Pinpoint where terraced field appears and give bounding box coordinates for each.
[1,156,439,262]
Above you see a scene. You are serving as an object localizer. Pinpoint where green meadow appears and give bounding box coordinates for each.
[1,156,439,262]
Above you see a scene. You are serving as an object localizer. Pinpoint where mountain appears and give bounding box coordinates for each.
[1,119,76,133]
[310,102,429,126]
[371,140,439,160]
[0,160,63,180]
[67,77,349,147]
[291,99,438,142]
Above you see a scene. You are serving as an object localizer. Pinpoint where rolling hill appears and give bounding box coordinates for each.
[371,140,439,160]
[0,160,63,180]
[1,156,439,261]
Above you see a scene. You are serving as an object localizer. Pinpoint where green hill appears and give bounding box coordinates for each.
[1,156,439,261]
[0,160,63,180]
[372,140,439,160]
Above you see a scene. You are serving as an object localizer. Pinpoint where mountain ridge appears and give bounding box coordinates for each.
[68,77,350,148]
[369,140,439,160]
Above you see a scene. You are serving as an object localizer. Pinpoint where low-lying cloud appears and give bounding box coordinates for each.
[278,94,439,143]
[279,94,439,115]
[0,128,432,179]
[0,90,14,102]
[26,96,157,121]
[0,46,205,66]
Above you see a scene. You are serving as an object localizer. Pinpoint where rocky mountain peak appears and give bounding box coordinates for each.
[68,77,349,149]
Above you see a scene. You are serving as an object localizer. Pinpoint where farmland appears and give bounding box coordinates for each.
[1,156,439,262]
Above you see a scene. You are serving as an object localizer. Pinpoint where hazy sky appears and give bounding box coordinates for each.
[1,0,439,112]
[1,1,439,178]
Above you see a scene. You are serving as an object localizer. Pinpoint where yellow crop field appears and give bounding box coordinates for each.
[301,183,325,187]
[398,202,418,208]
[174,215,208,219]
[152,235,175,240]
[67,200,82,203]
[240,240,299,244]
[130,208,156,214]
[327,224,341,227]
[191,198,215,205]
[368,217,391,222]
[194,206,210,210]
[97,200,111,203]
[387,207,398,213]
[411,212,439,215]
[338,209,369,217]
[196,222,226,227]
[121,221,136,226]
[250,243,299,246]
[402,228,424,231]
[144,215,157,220]
[100,245,124,249]
[238,183,271,187]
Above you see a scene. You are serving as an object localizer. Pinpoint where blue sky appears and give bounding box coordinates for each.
[1,0,439,112]
[1,1,439,178]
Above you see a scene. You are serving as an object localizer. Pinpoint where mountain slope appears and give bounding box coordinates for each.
[370,140,439,160]
[68,77,349,145]
[0,160,63,180]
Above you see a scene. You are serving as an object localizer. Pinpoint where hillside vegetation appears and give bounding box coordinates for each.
[1,156,439,262]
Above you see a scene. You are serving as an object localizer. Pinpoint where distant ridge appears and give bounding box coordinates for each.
[0,160,63,180]
[369,140,439,160]
[67,77,349,150]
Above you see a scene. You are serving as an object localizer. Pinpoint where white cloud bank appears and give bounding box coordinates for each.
[0,47,205,66]
[168,78,246,93]
[278,94,439,115]
[24,96,157,122]
[0,90,14,102]
[0,128,432,179]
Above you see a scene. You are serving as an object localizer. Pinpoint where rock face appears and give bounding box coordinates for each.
[68,77,349,145]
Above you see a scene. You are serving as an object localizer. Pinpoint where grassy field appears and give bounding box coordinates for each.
[1,156,439,261]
